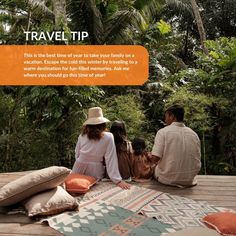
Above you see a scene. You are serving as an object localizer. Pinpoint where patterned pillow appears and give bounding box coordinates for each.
[65,173,97,193]
[0,166,71,206]
[203,212,236,236]
[23,186,78,216]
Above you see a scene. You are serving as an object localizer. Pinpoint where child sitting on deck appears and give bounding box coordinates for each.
[131,138,158,182]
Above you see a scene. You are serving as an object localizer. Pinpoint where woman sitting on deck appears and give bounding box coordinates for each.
[72,107,130,189]
[110,121,133,181]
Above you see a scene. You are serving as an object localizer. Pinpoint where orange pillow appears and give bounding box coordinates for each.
[202,212,236,236]
[65,174,97,193]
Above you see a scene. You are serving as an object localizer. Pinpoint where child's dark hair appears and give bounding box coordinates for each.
[82,123,106,140]
[132,138,146,155]
[110,121,127,146]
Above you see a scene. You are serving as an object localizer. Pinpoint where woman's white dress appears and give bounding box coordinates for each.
[72,131,122,184]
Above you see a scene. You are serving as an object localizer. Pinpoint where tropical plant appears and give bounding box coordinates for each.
[0,86,104,171]
[67,0,165,44]
[101,94,154,147]
[169,37,236,174]
[199,0,236,38]
[0,0,55,44]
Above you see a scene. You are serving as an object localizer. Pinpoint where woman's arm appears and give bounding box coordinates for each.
[75,135,81,159]
[104,133,130,189]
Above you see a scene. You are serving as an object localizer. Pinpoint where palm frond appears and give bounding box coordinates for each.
[165,0,192,17]
[0,23,4,35]
[104,9,144,44]
[28,0,54,16]
[0,12,16,24]
[134,0,165,21]
[67,0,104,44]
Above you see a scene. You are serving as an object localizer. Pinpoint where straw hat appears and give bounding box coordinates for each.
[83,107,110,125]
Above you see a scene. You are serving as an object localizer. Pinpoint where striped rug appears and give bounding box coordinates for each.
[77,181,163,212]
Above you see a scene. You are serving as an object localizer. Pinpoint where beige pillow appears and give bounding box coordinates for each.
[23,186,78,216]
[0,166,71,206]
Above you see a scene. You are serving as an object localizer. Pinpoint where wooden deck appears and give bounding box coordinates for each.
[0,171,236,235]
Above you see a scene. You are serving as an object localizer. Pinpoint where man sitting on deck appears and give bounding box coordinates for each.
[152,104,201,187]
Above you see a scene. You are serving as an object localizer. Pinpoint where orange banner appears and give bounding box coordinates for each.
[0,45,148,85]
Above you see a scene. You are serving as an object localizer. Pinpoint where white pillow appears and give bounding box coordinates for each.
[23,186,78,216]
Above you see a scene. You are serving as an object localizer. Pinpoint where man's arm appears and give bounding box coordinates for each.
[151,155,161,164]
[151,130,164,162]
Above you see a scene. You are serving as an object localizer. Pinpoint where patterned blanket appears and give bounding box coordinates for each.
[77,182,222,230]
[45,200,174,236]
[45,181,225,235]
[140,193,223,230]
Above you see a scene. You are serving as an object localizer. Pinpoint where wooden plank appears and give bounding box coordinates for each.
[133,183,236,197]
[0,175,32,185]
[133,179,236,211]
[0,234,35,236]
[0,171,32,177]
[136,182,236,190]
[0,214,34,224]
[174,194,236,201]
[155,189,236,196]
[180,185,236,190]
[0,223,62,236]
[197,175,236,179]
[138,181,236,188]
[0,234,43,236]
[0,171,236,235]
[197,179,236,183]
[0,234,48,236]
[206,201,236,208]
[195,181,236,187]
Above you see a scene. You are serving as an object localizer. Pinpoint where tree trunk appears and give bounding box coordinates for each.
[184,21,190,60]
[190,0,208,55]
[25,1,32,45]
[52,0,67,30]
[84,0,104,44]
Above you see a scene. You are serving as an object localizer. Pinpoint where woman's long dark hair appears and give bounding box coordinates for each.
[110,121,127,148]
[82,123,106,140]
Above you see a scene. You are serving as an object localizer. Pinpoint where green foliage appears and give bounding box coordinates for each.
[101,94,153,148]
[0,86,104,172]
[165,87,214,132]
[203,160,234,175]
[0,0,235,175]
[167,37,236,174]
[199,0,236,38]
[157,19,171,35]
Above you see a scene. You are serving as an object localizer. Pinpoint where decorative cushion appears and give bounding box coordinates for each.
[202,212,236,236]
[0,166,71,206]
[165,227,221,235]
[23,186,78,216]
[65,173,97,193]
